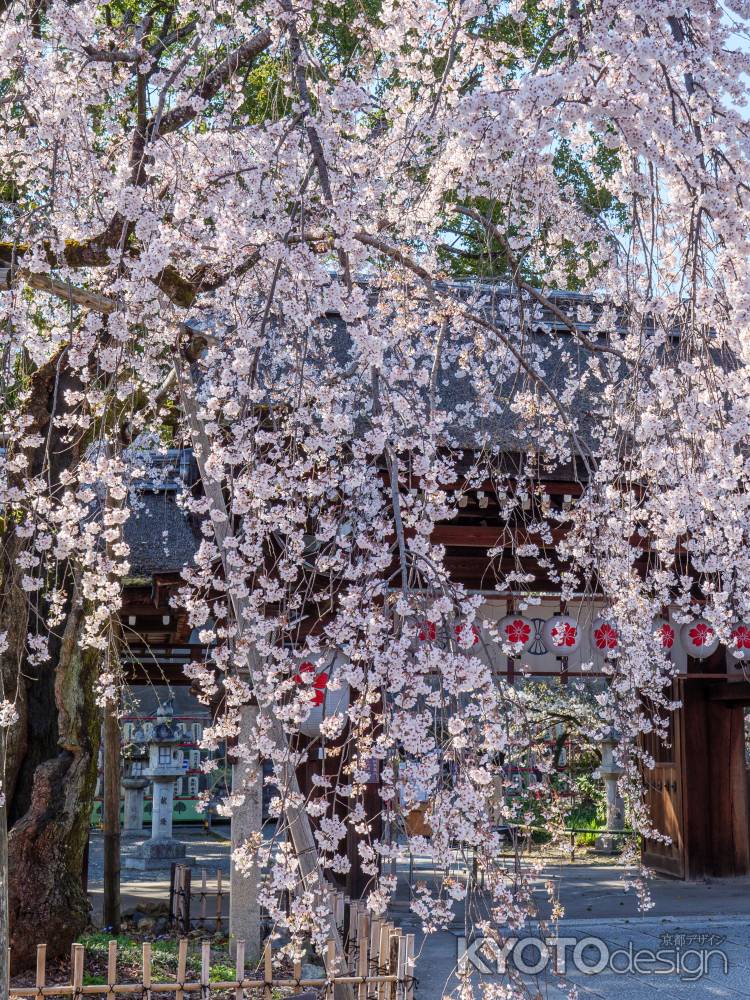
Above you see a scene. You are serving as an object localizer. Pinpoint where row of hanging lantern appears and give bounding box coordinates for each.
[492,614,746,658]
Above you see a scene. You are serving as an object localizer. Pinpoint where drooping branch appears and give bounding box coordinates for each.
[456,207,629,363]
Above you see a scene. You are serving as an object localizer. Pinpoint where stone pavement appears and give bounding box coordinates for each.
[87,825,231,924]
[403,916,750,999]
[87,833,750,997]
[389,851,750,998]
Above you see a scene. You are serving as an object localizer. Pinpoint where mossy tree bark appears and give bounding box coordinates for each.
[0,351,103,970]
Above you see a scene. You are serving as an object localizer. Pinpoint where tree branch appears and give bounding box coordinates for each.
[145,27,273,140]
[0,268,117,313]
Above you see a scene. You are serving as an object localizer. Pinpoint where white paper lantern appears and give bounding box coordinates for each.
[591,617,618,652]
[679,619,719,659]
[730,623,750,655]
[652,617,676,652]
[542,615,581,654]
[497,615,535,654]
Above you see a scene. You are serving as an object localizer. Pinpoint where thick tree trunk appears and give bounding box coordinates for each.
[7,596,100,970]
[0,350,103,970]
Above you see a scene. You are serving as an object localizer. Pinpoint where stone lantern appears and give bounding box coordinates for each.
[124,699,196,869]
[121,723,149,838]
[594,727,625,854]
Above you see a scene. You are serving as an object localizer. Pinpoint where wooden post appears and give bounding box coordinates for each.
[102,697,121,932]
[216,867,223,932]
[178,866,192,933]
[169,863,178,927]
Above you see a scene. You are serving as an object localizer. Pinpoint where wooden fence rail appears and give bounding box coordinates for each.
[170,864,226,933]
[9,924,415,999]
[168,867,353,940]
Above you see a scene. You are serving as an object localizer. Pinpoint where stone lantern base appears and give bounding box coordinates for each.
[124,837,196,870]
[593,833,624,855]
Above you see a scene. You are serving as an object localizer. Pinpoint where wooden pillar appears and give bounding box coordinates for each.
[679,677,711,879]
[102,700,121,932]
[346,759,383,901]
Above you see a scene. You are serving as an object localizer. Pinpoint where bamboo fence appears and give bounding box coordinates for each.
[9,911,415,999]
[170,865,226,933]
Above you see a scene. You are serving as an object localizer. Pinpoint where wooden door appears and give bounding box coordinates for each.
[642,704,684,877]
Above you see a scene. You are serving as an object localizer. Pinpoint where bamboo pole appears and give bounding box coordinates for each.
[356,926,369,1000]
[200,940,210,1000]
[263,940,273,1000]
[396,932,406,1000]
[36,944,47,994]
[377,924,390,1000]
[369,917,382,976]
[176,939,188,1000]
[142,943,152,1000]
[9,969,401,997]
[71,944,84,992]
[10,978,401,997]
[233,939,245,1000]
[326,939,336,1000]
[404,934,415,1000]
[107,941,117,1000]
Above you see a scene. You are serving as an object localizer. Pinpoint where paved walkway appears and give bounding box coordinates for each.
[88,834,750,996]
[87,826,231,923]
[406,916,750,999]
[390,852,750,998]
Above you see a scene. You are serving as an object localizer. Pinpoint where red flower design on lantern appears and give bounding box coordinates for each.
[732,625,750,650]
[418,621,436,641]
[658,623,675,649]
[454,623,479,646]
[593,622,618,650]
[551,621,578,647]
[294,661,328,706]
[505,619,531,645]
[688,623,715,648]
